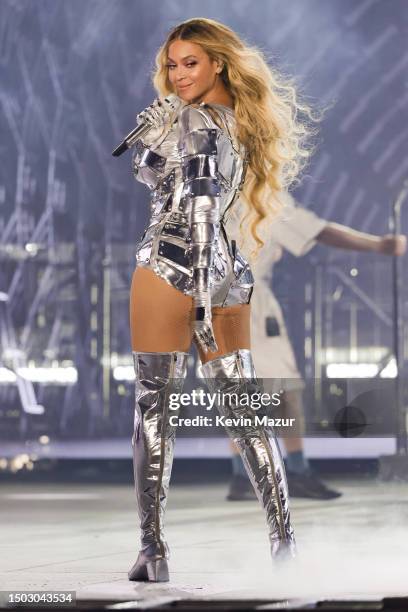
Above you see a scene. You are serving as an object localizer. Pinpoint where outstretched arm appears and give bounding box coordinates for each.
[316,222,407,256]
[264,195,407,258]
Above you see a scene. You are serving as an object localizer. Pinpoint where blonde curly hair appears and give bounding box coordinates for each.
[153,17,316,259]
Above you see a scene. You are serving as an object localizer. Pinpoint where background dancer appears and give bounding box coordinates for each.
[224,192,407,500]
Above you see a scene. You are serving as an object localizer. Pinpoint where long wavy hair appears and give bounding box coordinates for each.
[153,18,317,259]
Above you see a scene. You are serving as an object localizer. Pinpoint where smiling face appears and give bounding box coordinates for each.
[166,39,221,104]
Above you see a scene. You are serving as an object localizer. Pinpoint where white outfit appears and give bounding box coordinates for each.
[226,192,327,389]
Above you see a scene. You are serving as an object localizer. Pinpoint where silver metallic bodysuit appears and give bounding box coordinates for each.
[128,103,296,584]
[131,102,254,307]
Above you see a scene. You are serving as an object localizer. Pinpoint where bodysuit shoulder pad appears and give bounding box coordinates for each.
[178,103,222,134]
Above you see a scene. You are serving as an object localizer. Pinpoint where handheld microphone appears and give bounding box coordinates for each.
[112,94,181,157]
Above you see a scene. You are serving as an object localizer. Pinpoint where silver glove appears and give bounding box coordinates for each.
[137,96,181,148]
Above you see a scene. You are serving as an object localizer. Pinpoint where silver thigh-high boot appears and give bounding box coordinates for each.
[128,351,188,582]
[201,349,296,561]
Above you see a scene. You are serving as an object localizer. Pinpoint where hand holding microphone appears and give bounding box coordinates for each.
[112,94,182,157]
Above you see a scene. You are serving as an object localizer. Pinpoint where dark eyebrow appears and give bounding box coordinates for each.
[166,55,198,63]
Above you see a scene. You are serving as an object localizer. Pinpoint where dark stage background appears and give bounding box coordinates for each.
[0,0,407,446]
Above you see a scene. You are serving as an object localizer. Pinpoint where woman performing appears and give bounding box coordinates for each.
[128,17,313,582]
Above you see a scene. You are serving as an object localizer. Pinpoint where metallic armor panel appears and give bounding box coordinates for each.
[182,155,218,181]
[161,221,191,241]
[191,243,213,268]
[132,145,167,190]
[182,129,218,156]
[187,195,220,223]
[191,222,215,243]
[158,241,191,268]
[132,101,253,308]
[153,259,193,294]
[184,177,221,198]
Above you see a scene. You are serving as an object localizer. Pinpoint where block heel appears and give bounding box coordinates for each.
[128,554,169,582]
[146,558,169,582]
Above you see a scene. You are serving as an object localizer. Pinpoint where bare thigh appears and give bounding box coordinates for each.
[129,266,194,352]
[129,266,251,359]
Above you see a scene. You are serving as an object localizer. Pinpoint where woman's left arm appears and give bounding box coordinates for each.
[178,105,221,353]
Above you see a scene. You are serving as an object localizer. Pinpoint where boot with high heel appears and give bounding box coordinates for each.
[201,349,297,561]
[128,350,188,582]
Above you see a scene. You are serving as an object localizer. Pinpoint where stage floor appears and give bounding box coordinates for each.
[0,476,407,608]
